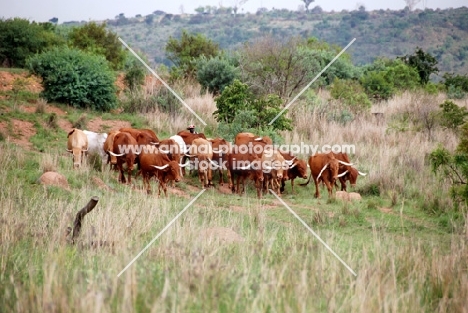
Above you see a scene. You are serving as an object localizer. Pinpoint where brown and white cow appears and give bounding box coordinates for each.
[333,152,367,191]
[67,128,88,168]
[280,151,308,194]
[109,132,139,184]
[139,146,187,196]
[227,151,264,198]
[301,153,351,198]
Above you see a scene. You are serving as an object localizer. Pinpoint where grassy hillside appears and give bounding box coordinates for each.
[1,69,467,311]
[98,7,468,76]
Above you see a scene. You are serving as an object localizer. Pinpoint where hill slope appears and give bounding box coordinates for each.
[103,7,468,76]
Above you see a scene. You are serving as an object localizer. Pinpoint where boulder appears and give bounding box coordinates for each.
[39,171,70,190]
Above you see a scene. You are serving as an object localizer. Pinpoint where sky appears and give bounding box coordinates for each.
[1,0,466,23]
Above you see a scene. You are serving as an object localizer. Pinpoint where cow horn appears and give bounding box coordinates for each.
[307,164,310,168]
[337,170,348,178]
[185,153,196,157]
[289,162,297,169]
[66,149,72,153]
[159,149,170,154]
[82,148,88,152]
[108,151,125,157]
[254,137,262,141]
[237,165,251,170]
[134,151,140,155]
[209,159,220,169]
[212,149,221,153]
[338,160,353,166]
[284,159,293,165]
[316,163,329,181]
[179,162,190,168]
[151,164,169,170]
[358,171,367,176]
[151,142,159,145]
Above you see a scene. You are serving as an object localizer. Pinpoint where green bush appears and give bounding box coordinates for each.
[123,58,145,92]
[330,78,371,111]
[27,47,117,111]
[214,79,292,132]
[196,55,239,95]
[360,71,395,101]
[443,73,468,99]
[439,100,468,131]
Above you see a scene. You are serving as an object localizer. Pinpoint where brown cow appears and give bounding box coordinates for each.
[333,152,367,191]
[109,132,139,184]
[262,149,287,195]
[187,138,218,188]
[234,132,272,158]
[177,130,207,145]
[301,153,350,198]
[210,138,231,186]
[67,128,88,168]
[227,151,264,198]
[120,128,159,144]
[139,146,187,196]
[103,130,120,168]
[280,152,308,194]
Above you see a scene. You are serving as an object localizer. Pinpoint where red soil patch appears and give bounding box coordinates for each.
[0,71,43,93]
[39,172,70,191]
[0,119,36,149]
[57,119,74,133]
[86,117,131,133]
[20,104,67,116]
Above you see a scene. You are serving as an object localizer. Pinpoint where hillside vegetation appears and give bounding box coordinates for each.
[103,7,468,75]
[1,69,468,311]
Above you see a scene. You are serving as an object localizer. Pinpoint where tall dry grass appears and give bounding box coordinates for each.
[2,86,468,312]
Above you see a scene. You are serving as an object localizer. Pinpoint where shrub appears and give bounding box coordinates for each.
[123,58,145,92]
[330,78,371,111]
[196,55,239,95]
[439,100,468,131]
[27,47,117,111]
[443,73,468,99]
[214,79,292,132]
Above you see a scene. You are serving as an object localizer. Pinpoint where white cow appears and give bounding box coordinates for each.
[170,135,189,176]
[83,130,108,164]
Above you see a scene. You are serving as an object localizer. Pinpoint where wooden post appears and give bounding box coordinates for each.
[72,196,99,242]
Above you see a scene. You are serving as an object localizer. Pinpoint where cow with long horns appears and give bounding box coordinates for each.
[66,128,88,168]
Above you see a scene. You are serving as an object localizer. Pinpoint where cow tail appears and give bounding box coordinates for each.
[300,171,312,186]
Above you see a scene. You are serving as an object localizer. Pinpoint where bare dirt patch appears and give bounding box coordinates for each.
[86,117,131,133]
[379,207,393,213]
[169,187,190,199]
[21,104,67,116]
[0,71,43,93]
[57,119,74,133]
[1,119,36,149]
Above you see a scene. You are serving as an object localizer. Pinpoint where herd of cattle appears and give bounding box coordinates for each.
[66,128,367,198]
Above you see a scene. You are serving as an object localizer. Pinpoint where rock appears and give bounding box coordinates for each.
[39,171,70,190]
[335,191,362,201]
[348,192,362,201]
[336,191,349,201]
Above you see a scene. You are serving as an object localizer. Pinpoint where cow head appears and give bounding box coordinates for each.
[291,159,308,179]
[68,147,87,168]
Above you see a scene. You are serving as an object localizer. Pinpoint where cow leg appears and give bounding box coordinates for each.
[280,179,286,193]
[228,170,234,192]
[255,179,262,199]
[340,177,347,192]
[291,179,295,194]
[325,181,333,198]
[313,178,320,198]
[127,168,132,184]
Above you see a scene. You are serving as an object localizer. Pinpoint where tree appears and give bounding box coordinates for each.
[165,30,220,79]
[400,47,438,85]
[27,47,117,111]
[404,0,421,11]
[68,22,126,70]
[237,36,356,100]
[301,0,315,12]
[0,18,63,68]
